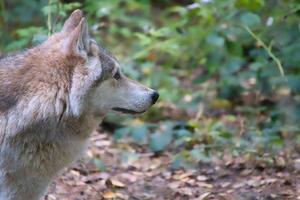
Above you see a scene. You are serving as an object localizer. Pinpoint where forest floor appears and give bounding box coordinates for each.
[45,129,300,200]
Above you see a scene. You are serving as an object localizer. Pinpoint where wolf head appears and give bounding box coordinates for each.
[43,10,158,118]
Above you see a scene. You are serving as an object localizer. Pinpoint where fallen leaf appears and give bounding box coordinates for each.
[186,178,196,185]
[162,171,172,179]
[178,187,194,196]
[197,192,211,200]
[103,191,117,199]
[196,175,208,181]
[275,157,286,168]
[119,173,137,183]
[173,171,195,180]
[168,181,183,190]
[280,190,294,196]
[262,178,277,184]
[149,159,162,170]
[111,179,126,188]
[240,169,252,176]
[197,182,213,188]
[232,182,245,189]
[105,179,113,188]
[45,194,56,200]
[246,179,262,187]
[84,173,109,184]
[294,159,300,171]
[116,192,129,200]
[219,182,231,188]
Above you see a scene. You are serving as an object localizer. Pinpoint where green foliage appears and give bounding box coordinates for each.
[94,158,107,171]
[150,131,173,152]
[1,0,299,168]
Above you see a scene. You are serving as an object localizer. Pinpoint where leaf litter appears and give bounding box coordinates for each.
[45,130,300,200]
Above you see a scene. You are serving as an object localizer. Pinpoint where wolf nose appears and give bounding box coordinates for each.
[151,91,159,105]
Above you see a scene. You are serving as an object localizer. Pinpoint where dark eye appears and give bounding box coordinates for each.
[113,70,121,80]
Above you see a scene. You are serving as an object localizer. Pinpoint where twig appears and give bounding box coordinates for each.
[0,0,6,23]
[244,26,285,77]
[47,0,52,35]
[282,4,300,20]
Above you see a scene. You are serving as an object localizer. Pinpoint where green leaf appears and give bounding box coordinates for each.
[32,34,48,45]
[219,132,233,139]
[235,0,265,11]
[94,158,106,171]
[288,75,300,93]
[121,151,139,166]
[149,27,172,38]
[149,132,172,152]
[190,148,211,163]
[240,12,261,28]
[114,127,131,140]
[296,135,300,144]
[135,33,152,46]
[131,125,148,144]
[175,129,192,138]
[171,156,185,170]
[206,34,225,47]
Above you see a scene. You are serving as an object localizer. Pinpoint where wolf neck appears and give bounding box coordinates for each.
[0,93,100,140]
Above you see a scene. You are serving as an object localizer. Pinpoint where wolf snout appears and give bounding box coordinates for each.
[151,91,159,105]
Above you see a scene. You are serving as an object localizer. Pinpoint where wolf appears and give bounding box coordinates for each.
[0,9,159,200]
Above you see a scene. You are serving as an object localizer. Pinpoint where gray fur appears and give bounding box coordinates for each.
[0,10,157,200]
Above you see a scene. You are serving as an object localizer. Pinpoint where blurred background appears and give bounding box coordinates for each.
[0,0,299,169]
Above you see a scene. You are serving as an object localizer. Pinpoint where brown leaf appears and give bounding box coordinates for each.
[83,173,109,184]
[219,182,231,188]
[232,182,245,189]
[116,192,129,200]
[186,178,196,186]
[103,190,117,199]
[178,187,194,196]
[111,179,126,188]
[168,181,183,190]
[161,171,172,179]
[197,192,211,200]
[173,170,195,180]
[105,178,126,189]
[246,179,262,187]
[197,182,213,189]
[105,179,113,188]
[262,178,277,185]
[294,159,300,171]
[119,173,137,183]
[275,157,286,168]
[196,175,208,181]
[45,194,57,200]
[240,169,252,176]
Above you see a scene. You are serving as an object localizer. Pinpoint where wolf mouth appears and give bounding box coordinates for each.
[112,107,145,114]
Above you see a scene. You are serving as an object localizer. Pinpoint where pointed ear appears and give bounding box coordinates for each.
[61,9,83,33]
[65,17,90,55]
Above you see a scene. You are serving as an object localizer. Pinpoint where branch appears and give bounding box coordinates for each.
[244,26,285,77]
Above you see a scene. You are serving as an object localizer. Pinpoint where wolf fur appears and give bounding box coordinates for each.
[0,10,158,200]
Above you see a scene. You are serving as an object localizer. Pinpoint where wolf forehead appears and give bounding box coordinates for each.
[94,42,120,74]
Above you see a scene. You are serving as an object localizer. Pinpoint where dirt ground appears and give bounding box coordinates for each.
[45,130,300,200]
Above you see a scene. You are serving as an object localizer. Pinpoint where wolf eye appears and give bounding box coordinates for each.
[113,70,121,80]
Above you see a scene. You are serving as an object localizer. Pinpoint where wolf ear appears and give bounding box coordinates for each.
[61,9,83,33]
[65,17,90,55]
